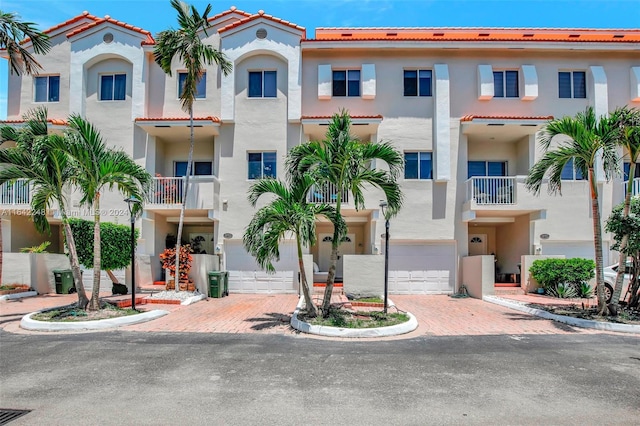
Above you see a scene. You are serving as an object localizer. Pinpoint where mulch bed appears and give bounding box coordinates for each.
[529,303,640,325]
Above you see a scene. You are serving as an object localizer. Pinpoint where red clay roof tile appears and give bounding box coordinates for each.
[460,115,553,122]
[302,115,383,120]
[2,118,68,126]
[66,15,155,45]
[218,10,305,37]
[135,116,221,123]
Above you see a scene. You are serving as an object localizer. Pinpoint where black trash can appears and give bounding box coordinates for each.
[208,271,224,298]
[53,269,75,294]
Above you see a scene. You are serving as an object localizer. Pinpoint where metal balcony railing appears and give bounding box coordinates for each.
[0,179,31,205]
[466,177,516,205]
[150,177,184,204]
[623,178,640,197]
[308,183,349,204]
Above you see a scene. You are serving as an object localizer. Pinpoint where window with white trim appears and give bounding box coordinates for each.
[248,152,276,179]
[561,158,586,180]
[558,71,586,99]
[100,73,126,101]
[403,70,432,97]
[174,161,213,177]
[404,152,433,179]
[332,70,360,97]
[493,70,519,98]
[624,162,640,180]
[178,72,206,98]
[34,75,60,102]
[248,71,277,98]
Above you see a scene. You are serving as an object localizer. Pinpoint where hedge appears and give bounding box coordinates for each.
[529,258,595,289]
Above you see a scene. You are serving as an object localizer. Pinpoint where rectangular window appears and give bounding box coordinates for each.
[248,152,276,179]
[403,70,432,97]
[178,72,206,99]
[493,70,519,98]
[248,71,277,98]
[34,75,60,102]
[332,70,360,97]
[100,74,126,101]
[404,152,433,179]
[174,161,213,177]
[560,158,586,180]
[558,71,586,99]
[467,161,507,178]
[624,162,640,180]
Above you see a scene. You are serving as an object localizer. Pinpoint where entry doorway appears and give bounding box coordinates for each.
[318,233,356,279]
[469,234,487,256]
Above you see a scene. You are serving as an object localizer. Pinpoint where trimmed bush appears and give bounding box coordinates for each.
[529,258,595,290]
[67,218,139,270]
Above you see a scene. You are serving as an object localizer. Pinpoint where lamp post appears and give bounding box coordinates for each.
[379,200,389,314]
[124,196,139,310]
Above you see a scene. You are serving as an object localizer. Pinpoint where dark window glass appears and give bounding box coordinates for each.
[404,152,418,179]
[175,161,188,177]
[248,153,263,179]
[35,77,48,102]
[573,71,586,98]
[419,70,432,96]
[248,72,262,97]
[114,74,126,100]
[100,75,113,100]
[262,151,276,178]
[194,162,212,175]
[488,161,507,176]
[404,70,417,96]
[48,76,60,102]
[468,161,487,178]
[493,71,504,97]
[332,71,346,96]
[248,152,276,179]
[178,72,206,98]
[505,71,519,97]
[264,71,277,97]
[419,152,433,179]
[347,70,360,97]
[559,72,571,98]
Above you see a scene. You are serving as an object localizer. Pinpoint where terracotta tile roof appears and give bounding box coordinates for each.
[307,28,640,43]
[207,6,252,22]
[302,115,383,120]
[42,11,101,34]
[460,115,553,122]
[218,10,305,37]
[2,118,68,126]
[135,116,221,123]
[66,15,155,45]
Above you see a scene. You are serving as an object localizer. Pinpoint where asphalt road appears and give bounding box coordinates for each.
[0,330,638,425]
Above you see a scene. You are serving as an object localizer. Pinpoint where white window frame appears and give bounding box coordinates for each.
[404,151,433,180]
[177,71,207,100]
[99,73,127,101]
[248,70,277,98]
[558,70,587,99]
[247,151,277,180]
[332,69,361,97]
[403,69,433,97]
[34,75,60,103]
[493,70,519,98]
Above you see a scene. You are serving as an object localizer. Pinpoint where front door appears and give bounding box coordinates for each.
[469,234,487,256]
[318,233,356,279]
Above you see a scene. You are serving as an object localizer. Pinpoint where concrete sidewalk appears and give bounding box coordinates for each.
[2,289,630,338]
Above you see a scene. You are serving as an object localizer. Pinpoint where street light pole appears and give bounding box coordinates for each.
[380,200,389,314]
[124,196,139,310]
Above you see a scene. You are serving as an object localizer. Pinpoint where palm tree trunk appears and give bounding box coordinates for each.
[589,170,607,315]
[62,217,89,308]
[174,108,195,292]
[296,233,316,317]
[89,194,101,310]
[610,163,636,312]
[321,187,344,317]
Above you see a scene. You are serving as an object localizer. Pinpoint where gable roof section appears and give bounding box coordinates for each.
[308,28,640,43]
[66,15,155,45]
[207,6,252,24]
[43,11,101,35]
[218,10,305,37]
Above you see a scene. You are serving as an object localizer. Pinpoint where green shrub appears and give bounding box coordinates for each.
[529,258,595,290]
[67,218,139,270]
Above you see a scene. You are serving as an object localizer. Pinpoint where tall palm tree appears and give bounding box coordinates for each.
[153,0,232,292]
[47,115,151,310]
[287,110,404,316]
[0,10,51,75]
[244,174,346,318]
[609,106,640,311]
[0,108,89,308]
[526,107,618,314]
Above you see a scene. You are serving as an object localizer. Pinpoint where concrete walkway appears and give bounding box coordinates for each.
[2,290,634,338]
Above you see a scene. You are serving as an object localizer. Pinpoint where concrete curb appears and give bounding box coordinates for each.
[181,294,206,305]
[20,309,169,332]
[290,296,418,338]
[484,295,640,335]
[0,291,38,301]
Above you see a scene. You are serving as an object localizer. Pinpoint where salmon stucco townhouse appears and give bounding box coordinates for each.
[2,7,640,296]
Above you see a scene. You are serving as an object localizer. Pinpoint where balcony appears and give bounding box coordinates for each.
[623,178,640,196]
[0,179,31,205]
[147,176,219,211]
[308,183,349,204]
[466,177,516,205]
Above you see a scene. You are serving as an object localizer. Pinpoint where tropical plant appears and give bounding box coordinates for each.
[159,245,193,290]
[608,106,640,312]
[46,115,151,310]
[287,110,404,316]
[0,10,51,75]
[529,258,595,290]
[578,282,594,299]
[525,107,618,314]
[548,282,578,299]
[153,0,232,292]
[606,197,640,308]
[20,241,50,253]
[0,107,89,308]
[243,174,346,318]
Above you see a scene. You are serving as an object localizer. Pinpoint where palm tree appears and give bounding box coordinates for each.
[153,0,232,292]
[0,10,51,75]
[526,107,618,315]
[48,115,151,310]
[609,106,640,311]
[244,174,346,317]
[287,110,404,316]
[0,108,89,308]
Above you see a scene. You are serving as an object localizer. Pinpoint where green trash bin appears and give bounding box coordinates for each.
[222,271,229,297]
[53,269,75,294]
[208,271,224,298]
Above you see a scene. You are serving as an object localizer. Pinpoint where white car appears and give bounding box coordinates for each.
[599,262,634,303]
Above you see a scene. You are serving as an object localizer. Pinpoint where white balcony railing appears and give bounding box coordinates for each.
[466,177,516,205]
[308,183,349,204]
[0,179,31,205]
[150,177,184,204]
[623,178,640,197]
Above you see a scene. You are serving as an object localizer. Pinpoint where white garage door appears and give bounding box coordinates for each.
[387,243,456,294]
[224,240,298,294]
[541,242,609,265]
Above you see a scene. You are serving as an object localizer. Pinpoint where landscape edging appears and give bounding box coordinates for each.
[20,309,169,331]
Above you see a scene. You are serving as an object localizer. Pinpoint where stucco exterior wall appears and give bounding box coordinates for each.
[461,255,495,298]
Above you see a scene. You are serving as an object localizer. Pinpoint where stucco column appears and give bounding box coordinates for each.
[433,64,451,182]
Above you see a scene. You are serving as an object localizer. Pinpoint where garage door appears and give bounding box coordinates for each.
[541,241,609,265]
[387,243,456,294]
[224,240,298,294]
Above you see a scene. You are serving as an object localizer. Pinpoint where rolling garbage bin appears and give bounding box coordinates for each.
[222,271,229,296]
[53,269,75,294]
[208,271,225,298]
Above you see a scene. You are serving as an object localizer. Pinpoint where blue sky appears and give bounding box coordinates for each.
[2,0,639,118]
